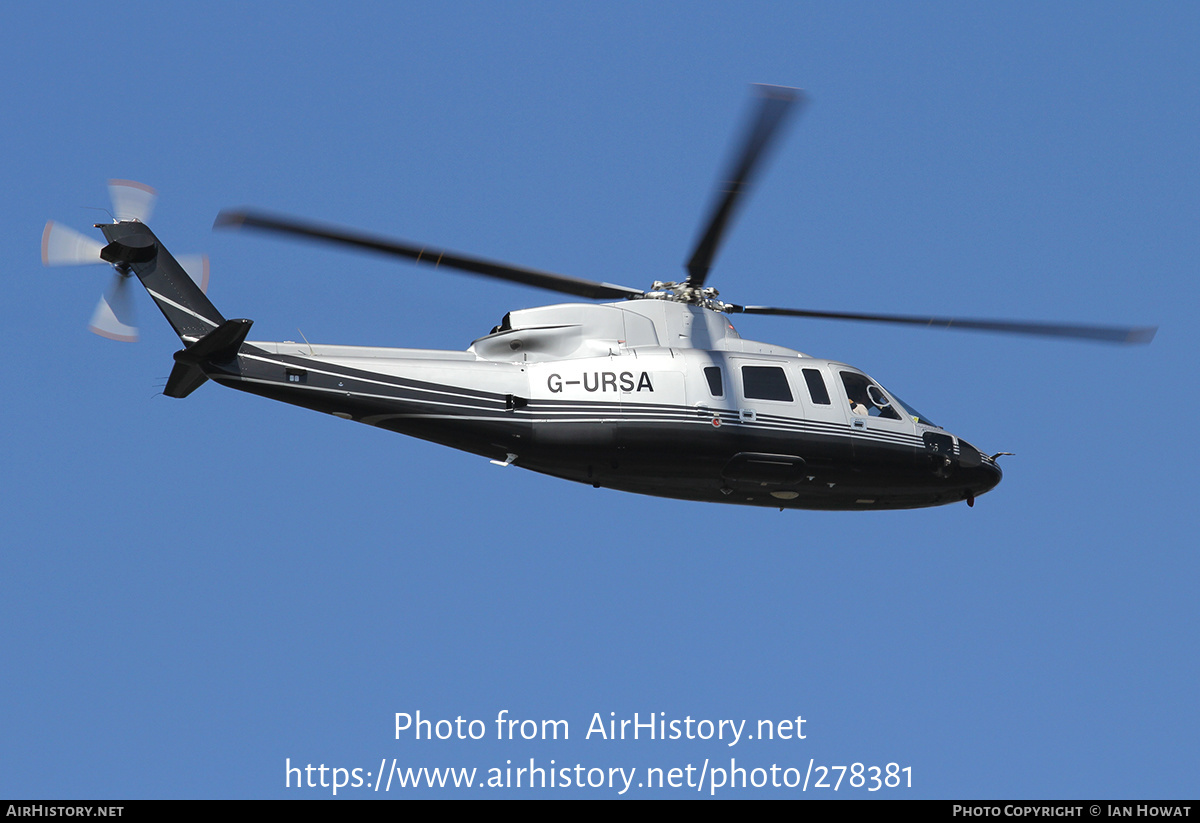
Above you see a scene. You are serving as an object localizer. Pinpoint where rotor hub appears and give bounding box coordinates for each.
[643,281,732,312]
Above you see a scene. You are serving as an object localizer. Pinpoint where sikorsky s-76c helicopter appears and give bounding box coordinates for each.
[44,86,1155,510]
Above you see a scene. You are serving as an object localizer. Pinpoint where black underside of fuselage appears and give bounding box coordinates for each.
[209,349,1001,511]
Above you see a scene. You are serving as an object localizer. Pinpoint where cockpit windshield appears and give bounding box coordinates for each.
[890,392,938,428]
[838,371,939,427]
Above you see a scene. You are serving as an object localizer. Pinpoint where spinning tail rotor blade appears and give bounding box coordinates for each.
[730,305,1157,344]
[108,179,157,223]
[44,182,200,342]
[685,84,803,288]
[88,274,138,342]
[41,221,104,266]
[214,209,644,300]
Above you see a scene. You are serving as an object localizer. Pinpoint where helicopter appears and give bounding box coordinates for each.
[42,86,1155,511]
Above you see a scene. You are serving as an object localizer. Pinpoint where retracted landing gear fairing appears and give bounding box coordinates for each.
[43,87,1155,510]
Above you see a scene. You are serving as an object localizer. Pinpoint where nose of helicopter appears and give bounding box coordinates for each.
[962,459,1002,508]
[946,436,1003,504]
[971,458,1003,494]
[959,445,1003,505]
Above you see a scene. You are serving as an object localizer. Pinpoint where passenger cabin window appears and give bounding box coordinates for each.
[704,366,724,398]
[802,368,831,405]
[742,366,793,402]
[840,372,902,420]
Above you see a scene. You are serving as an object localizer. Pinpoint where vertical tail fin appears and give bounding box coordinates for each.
[97,220,225,341]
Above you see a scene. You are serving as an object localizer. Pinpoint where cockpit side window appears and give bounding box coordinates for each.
[840,372,902,420]
[742,366,793,402]
[802,368,831,405]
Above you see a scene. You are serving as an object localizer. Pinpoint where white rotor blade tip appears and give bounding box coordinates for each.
[108,179,157,223]
[88,275,138,342]
[42,221,104,266]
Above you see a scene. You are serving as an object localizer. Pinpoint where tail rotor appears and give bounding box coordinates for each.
[88,273,139,342]
[42,181,208,342]
[107,179,157,224]
[41,221,104,266]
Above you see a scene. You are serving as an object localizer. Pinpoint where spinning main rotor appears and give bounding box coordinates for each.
[215,85,1155,346]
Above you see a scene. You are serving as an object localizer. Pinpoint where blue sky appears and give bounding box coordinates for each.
[2,2,1196,798]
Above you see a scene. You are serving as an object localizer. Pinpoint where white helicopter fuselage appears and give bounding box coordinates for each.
[54,82,1152,512]
[216,299,1001,509]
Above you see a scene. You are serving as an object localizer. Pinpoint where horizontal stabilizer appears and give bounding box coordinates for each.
[174,318,254,365]
[164,361,209,398]
[163,318,253,399]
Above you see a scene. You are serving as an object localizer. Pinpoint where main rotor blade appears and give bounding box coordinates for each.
[685,85,803,288]
[215,209,644,301]
[730,305,1157,344]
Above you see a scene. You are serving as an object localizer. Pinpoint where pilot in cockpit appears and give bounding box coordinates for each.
[846,383,872,416]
